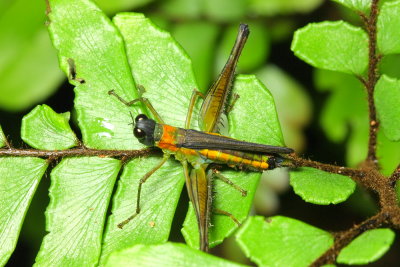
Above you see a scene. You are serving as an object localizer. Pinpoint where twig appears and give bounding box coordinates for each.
[287,154,365,181]
[0,147,157,159]
[389,164,400,185]
[310,211,390,266]
[361,0,381,167]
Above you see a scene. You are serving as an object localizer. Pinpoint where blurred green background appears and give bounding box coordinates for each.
[1,0,399,266]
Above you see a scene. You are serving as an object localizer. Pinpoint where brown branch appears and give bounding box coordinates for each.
[389,164,400,185]
[362,0,381,167]
[0,147,157,160]
[310,211,390,266]
[290,150,400,266]
[287,154,365,182]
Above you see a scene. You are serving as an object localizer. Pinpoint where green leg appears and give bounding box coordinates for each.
[213,169,247,196]
[213,208,241,226]
[118,155,170,229]
[211,169,245,226]
[108,86,164,124]
[225,93,240,114]
[185,89,205,129]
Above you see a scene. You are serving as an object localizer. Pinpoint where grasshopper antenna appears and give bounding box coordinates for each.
[128,111,135,126]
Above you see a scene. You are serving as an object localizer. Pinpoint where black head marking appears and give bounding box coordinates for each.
[133,114,156,146]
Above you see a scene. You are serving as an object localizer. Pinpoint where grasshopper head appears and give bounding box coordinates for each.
[134,114,156,146]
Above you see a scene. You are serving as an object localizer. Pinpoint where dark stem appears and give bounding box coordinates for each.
[362,0,381,167]
[389,164,400,185]
[0,147,157,160]
[288,154,365,182]
[310,211,389,266]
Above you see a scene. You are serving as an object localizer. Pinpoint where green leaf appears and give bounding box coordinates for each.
[377,0,400,55]
[182,170,260,250]
[291,21,368,75]
[203,0,247,22]
[374,75,400,141]
[35,157,120,266]
[21,104,78,150]
[236,216,334,267]
[290,167,356,204]
[47,0,142,150]
[105,242,247,267]
[182,75,286,249]
[315,65,400,176]
[109,12,219,256]
[173,22,219,90]
[379,54,400,79]
[99,157,185,265]
[249,0,323,16]
[113,13,200,129]
[255,65,312,150]
[377,130,400,176]
[314,69,368,166]
[229,75,286,146]
[331,0,371,13]
[216,23,270,74]
[0,0,63,111]
[337,228,395,265]
[94,0,154,14]
[0,157,48,266]
[160,0,202,19]
[47,3,287,261]
[0,124,6,148]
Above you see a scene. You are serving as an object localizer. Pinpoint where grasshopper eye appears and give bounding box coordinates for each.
[134,127,146,139]
[135,114,148,123]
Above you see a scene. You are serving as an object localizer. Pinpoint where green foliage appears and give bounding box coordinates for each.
[0,158,48,265]
[33,0,287,264]
[314,69,400,175]
[113,13,199,129]
[35,157,120,266]
[1,0,399,265]
[159,0,203,19]
[337,229,395,264]
[374,75,400,141]
[99,157,184,265]
[47,0,142,150]
[290,167,356,204]
[202,0,247,22]
[236,216,333,267]
[228,76,286,146]
[0,125,5,148]
[314,69,368,165]
[216,23,270,73]
[291,21,368,75]
[21,105,78,150]
[376,131,400,176]
[94,0,155,14]
[255,65,312,150]
[105,243,246,267]
[0,0,63,111]
[290,0,400,264]
[377,0,400,55]
[248,0,323,16]
[331,0,371,13]
[183,75,286,249]
[172,22,219,90]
